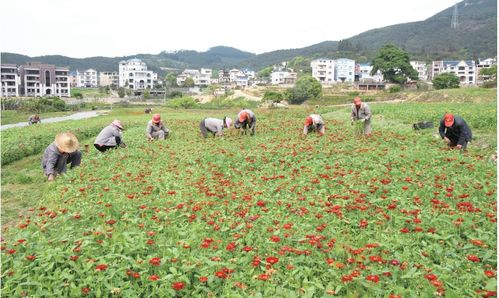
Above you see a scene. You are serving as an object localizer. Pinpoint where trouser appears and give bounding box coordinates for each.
[363,120,372,135]
[306,124,325,135]
[240,118,256,135]
[447,134,469,150]
[94,136,123,152]
[151,130,166,140]
[199,119,217,138]
[53,151,82,174]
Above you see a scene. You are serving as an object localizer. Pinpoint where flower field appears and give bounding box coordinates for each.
[1,102,496,297]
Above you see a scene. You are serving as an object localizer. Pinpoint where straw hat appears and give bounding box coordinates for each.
[54,132,79,153]
[112,119,124,129]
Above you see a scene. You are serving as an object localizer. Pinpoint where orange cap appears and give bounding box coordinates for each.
[239,112,248,122]
[152,114,161,123]
[304,116,313,126]
[444,113,454,127]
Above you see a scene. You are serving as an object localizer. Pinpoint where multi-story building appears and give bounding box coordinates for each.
[410,61,429,81]
[99,71,119,87]
[431,60,476,85]
[69,71,79,87]
[335,58,355,83]
[18,62,70,97]
[355,63,383,82]
[77,69,98,88]
[1,64,20,97]
[476,58,497,83]
[118,58,155,90]
[311,59,335,84]
[270,70,297,85]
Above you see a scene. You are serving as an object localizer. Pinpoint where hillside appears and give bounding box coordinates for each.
[346,0,497,60]
[1,0,496,73]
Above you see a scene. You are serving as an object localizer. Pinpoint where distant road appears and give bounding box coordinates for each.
[0,111,102,131]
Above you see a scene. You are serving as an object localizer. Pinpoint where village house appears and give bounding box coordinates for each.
[431,60,476,85]
[17,62,70,97]
[119,58,156,90]
[0,64,20,97]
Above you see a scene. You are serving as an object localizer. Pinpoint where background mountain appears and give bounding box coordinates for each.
[1,0,496,75]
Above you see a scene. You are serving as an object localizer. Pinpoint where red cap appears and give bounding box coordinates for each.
[304,116,313,126]
[239,112,248,122]
[152,114,161,123]
[353,97,362,105]
[444,113,454,127]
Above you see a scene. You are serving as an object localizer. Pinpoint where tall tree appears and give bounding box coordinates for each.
[371,44,418,84]
[165,72,178,87]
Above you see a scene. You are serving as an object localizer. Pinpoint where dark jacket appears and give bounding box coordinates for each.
[439,116,472,146]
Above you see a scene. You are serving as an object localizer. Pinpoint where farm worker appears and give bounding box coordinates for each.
[234,109,256,135]
[200,117,232,138]
[351,96,372,135]
[439,113,472,150]
[146,114,170,140]
[303,114,325,136]
[94,120,126,152]
[28,114,41,125]
[42,132,82,181]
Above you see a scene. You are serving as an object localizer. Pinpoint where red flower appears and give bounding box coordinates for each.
[226,242,236,251]
[424,274,438,281]
[95,264,108,271]
[70,255,79,261]
[146,239,155,245]
[6,249,16,255]
[256,200,266,207]
[266,257,279,265]
[81,287,91,295]
[25,255,36,261]
[172,282,185,291]
[199,276,208,282]
[149,257,161,266]
[242,246,253,252]
[359,219,368,228]
[485,270,496,278]
[365,275,380,283]
[215,271,228,279]
[467,254,480,262]
[341,275,353,283]
[270,235,281,242]
[105,219,117,225]
[133,272,140,279]
[149,274,160,281]
[400,227,409,233]
[257,273,270,280]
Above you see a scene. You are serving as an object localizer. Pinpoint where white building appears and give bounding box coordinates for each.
[270,71,297,85]
[176,69,212,86]
[99,71,119,87]
[78,69,98,88]
[335,58,355,83]
[410,61,429,81]
[1,64,20,97]
[311,59,335,84]
[431,60,476,85]
[355,63,383,82]
[476,58,497,83]
[119,58,155,90]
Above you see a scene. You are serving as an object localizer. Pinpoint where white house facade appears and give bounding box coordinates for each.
[432,60,476,85]
[78,69,98,88]
[311,59,335,84]
[355,63,383,82]
[410,61,428,81]
[1,64,20,97]
[335,58,355,83]
[119,59,155,90]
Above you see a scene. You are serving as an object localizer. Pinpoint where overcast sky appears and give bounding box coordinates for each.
[1,0,459,58]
